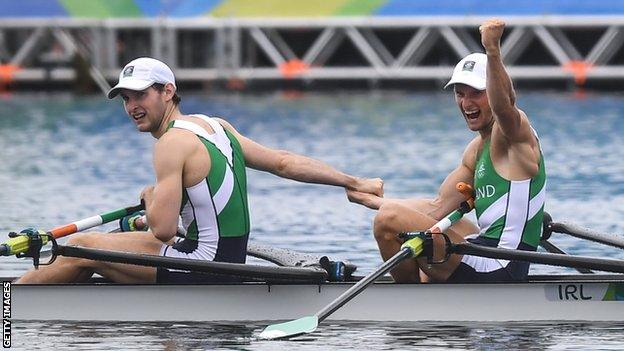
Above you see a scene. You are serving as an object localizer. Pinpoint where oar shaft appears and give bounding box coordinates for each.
[452,242,624,274]
[540,240,593,274]
[315,246,413,322]
[56,245,328,282]
[48,204,144,239]
[1,204,143,257]
[550,222,624,250]
[430,209,464,234]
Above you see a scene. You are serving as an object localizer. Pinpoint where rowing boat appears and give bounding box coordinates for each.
[5,274,623,322]
[2,210,624,324]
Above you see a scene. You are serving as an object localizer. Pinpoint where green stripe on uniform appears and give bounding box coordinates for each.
[218,130,250,237]
[202,139,227,196]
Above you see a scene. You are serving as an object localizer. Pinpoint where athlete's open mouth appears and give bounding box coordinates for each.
[465,110,480,120]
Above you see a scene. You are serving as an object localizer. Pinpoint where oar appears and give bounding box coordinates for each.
[259,182,475,340]
[548,221,624,250]
[539,212,592,274]
[53,245,328,282]
[540,240,593,274]
[110,214,188,238]
[450,242,624,273]
[0,204,144,257]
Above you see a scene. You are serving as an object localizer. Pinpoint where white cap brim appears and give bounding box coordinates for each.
[107,78,155,99]
[444,74,486,90]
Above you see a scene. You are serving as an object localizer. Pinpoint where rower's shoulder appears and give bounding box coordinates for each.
[212,117,237,134]
[151,132,195,171]
[157,127,198,153]
[461,136,483,168]
[465,136,484,155]
[493,108,537,145]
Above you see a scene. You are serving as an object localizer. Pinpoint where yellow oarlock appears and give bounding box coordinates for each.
[400,236,425,257]
[4,230,48,256]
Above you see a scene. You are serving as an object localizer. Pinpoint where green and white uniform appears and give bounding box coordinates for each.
[159,114,250,264]
[457,133,546,277]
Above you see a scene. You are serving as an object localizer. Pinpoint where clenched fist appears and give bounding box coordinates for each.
[479,19,505,54]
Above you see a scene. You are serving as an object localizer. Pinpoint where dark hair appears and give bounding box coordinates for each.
[151,83,181,105]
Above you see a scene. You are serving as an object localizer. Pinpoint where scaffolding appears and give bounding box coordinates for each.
[2,16,624,89]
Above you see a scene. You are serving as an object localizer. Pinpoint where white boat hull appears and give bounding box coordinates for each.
[8,276,624,322]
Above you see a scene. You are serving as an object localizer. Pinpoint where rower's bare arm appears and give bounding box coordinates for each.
[345,189,386,210]
[217,118,383,195]
[427,140,477,219]
[144,132,186,241]
[480,19,534,143]
[349,140,478,212]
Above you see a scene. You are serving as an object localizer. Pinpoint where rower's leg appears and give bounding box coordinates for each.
[374,202,420,282]
[16,232,164,284]
[373,199,477,283]
[15,254,95,284]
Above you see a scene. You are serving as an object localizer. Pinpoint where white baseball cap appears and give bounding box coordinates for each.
[107,57,177,99]
[444,53,487,90]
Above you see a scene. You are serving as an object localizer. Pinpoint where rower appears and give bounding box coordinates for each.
[15,57,383,284]
[347,18,546,283]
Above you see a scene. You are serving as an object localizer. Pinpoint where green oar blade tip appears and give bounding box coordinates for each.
[258,315,318,340]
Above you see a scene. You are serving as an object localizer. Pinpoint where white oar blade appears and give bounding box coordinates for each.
[258,315,318,340]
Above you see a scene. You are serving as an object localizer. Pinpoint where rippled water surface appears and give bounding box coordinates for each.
[9,321,624,351]
[2,90,624,350]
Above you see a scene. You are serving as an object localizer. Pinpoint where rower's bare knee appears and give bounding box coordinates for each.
[373,203,404,242]
[63,233,101,269]
[66,232,94,248]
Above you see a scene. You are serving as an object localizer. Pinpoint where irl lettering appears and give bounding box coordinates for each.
[558,284,592,300]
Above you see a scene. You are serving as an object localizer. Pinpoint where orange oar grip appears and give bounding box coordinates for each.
[49,224,78,239]
[456,182,474,199]
[456,182,475,209]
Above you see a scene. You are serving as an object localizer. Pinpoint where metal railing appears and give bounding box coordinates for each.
[1,16,624,89]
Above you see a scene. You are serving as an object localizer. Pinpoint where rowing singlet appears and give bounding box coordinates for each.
[159,114,250,264]
[473,137,546,251]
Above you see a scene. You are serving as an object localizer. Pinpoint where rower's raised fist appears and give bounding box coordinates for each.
[479,19,505,54]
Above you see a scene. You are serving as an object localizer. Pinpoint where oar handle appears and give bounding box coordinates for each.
[456,182,475,210]
[1,203,143,257]
[427,182,474,235]
[456,181,474,198]
[48,204,144,239]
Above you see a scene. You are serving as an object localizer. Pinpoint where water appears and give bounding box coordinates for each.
[1,90,624,350]
[11,321,624,351]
